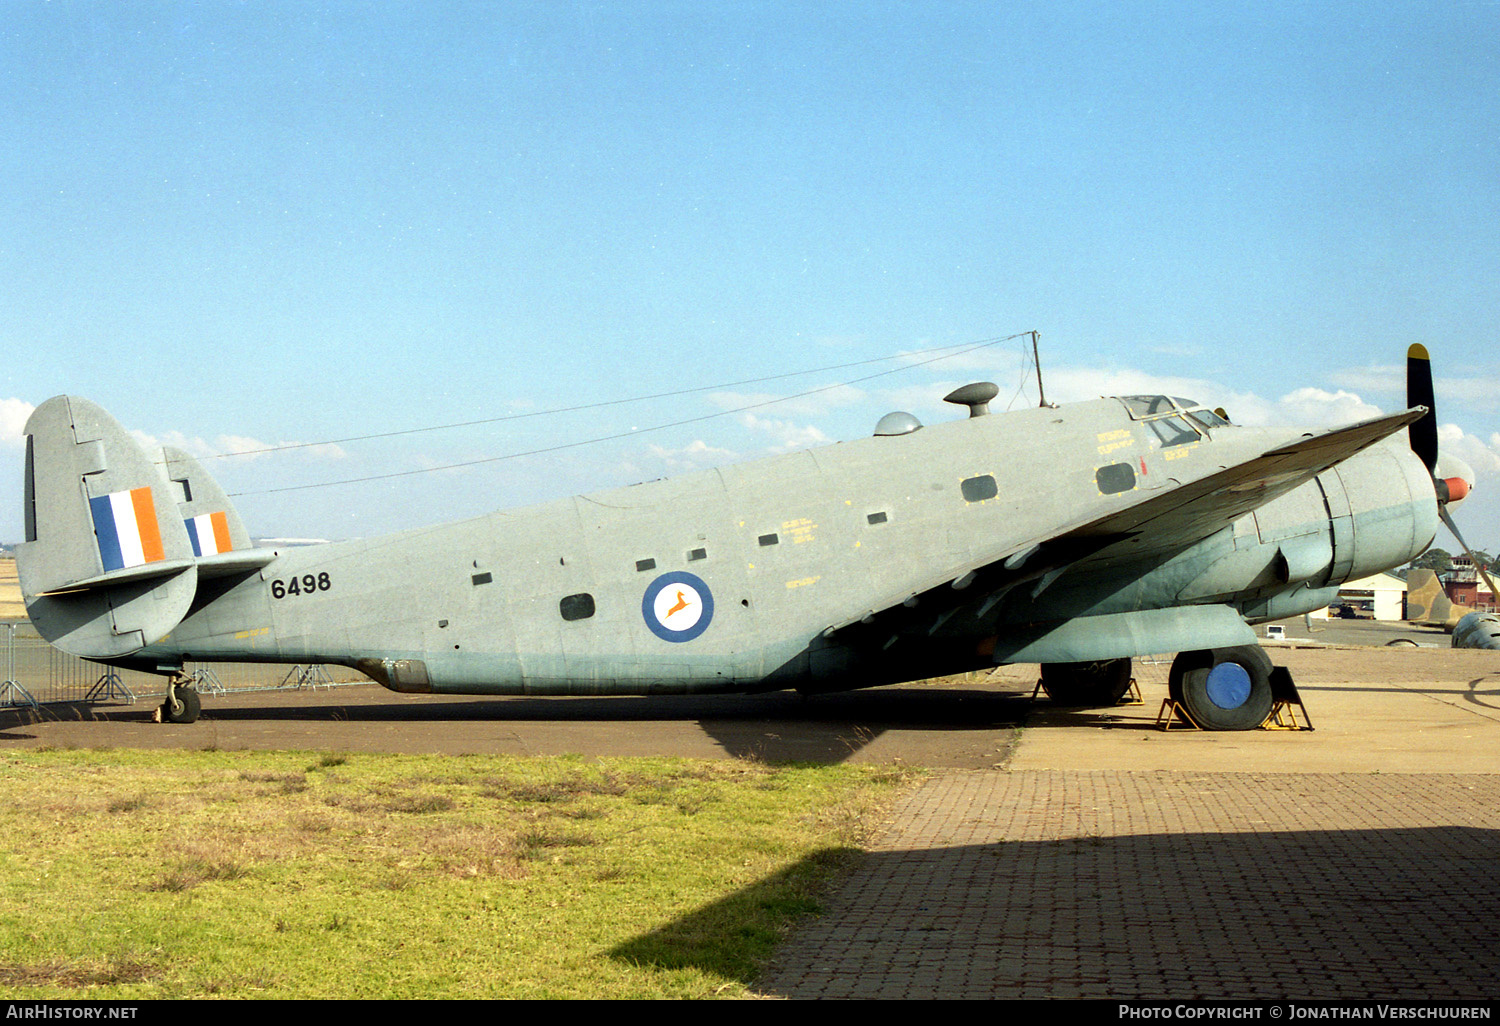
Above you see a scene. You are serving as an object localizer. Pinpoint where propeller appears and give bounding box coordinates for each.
[1408,343,1499,599]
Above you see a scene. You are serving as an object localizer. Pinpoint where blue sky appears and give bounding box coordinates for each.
[3,1,1498,555]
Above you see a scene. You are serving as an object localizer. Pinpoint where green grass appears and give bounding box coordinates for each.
[0,748,919,999]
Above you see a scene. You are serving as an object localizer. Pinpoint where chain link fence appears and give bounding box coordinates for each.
[1,620,369,709]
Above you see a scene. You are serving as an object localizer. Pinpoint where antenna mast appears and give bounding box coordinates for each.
[1031,330,1047,407]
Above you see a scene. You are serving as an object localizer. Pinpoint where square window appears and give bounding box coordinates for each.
[866,511,888,525]
[635,558,656,572]
[560,593,595,621]
[961,475,998,502]
[688,548,707,561]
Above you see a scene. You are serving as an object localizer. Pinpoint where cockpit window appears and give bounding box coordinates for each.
[1146,415,1201,448]
[1119,395,1225,437]
[1186,408,1229,430]
[1120,395,1178,418]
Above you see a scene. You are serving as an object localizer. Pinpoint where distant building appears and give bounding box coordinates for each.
[1310,571,1408,621]
[1445,555,1496,612]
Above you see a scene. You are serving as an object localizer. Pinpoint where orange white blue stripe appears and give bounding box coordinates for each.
[185,511,233,557]
[89,487,165,572]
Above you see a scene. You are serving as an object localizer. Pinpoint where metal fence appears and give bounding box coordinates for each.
[0,620,368,709]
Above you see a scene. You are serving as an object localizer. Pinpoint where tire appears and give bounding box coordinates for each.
[1168,650,1212,710]
[1040,658,1133,707]
[162,686,201,725]
[1176,646,1273,731]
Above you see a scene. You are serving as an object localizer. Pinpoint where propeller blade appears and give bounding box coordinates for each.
[1440,506,1500,602]
[1408,343,1438,473]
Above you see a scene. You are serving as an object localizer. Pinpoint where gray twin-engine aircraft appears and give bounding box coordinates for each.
[15,346,1473,730]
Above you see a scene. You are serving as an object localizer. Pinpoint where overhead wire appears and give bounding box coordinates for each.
[207,333,1027,461]
[227,331,1031,497]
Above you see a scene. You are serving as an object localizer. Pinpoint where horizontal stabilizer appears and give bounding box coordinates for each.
[195,548,279,577]
[36,558,198,597]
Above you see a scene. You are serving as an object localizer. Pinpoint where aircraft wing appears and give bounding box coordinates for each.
[824,407,1426,642]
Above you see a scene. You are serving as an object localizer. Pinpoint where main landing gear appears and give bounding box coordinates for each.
[1039,646,1281,731]
[158,674,202,725]
[1168,646,1274,731]
[1038,658,1134,707]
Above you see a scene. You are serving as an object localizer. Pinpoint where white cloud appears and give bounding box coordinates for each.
[0,399,35,448]
[737,412,831,451]
[1329,365,1500,412]
[1434,376,1500,411]
[895,342,1026,376]
[707,384,866,420]
[1438,423,1500,476]
[1328,364,1404,396]
[1271,388,1387,428]
[645,438,738,472]
[130,429,346,462]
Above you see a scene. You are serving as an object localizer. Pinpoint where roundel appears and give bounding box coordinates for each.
[642,571,714,643]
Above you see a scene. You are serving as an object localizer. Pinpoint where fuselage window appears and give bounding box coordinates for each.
[1096,463,1137,494]
[688,547,707,561]
[471,572,493,586]
[560,593,596,621]
[635,558,656,572]
[961,475,998,503]
[758,533,779,546]
[866,511,888,525]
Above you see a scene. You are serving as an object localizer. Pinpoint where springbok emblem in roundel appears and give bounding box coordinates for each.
[642,571,714,643]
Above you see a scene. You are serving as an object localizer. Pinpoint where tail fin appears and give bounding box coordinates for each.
[1405,568,1463,628]
[17,397,198,659]
[160,446,273,577]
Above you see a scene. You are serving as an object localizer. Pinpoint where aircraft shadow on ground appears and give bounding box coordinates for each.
[0,685,1034,764]
[612,824,1500,1000]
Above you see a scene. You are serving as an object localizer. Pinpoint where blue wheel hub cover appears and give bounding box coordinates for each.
[1204,662,1252,709]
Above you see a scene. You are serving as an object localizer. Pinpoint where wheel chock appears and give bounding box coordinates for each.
[1263,665,1314,730]
[1156,699,1198,730]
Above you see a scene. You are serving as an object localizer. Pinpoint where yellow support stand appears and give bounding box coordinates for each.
[1156,699,1197,730]
[1156,665,1313,731]
[1264,666,1314,730]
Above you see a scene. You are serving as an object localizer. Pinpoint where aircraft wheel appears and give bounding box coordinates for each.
[1176,646,1273,731]
[1168,650,1213,709]
[162,686,201,725]
[1040,658,1133,706]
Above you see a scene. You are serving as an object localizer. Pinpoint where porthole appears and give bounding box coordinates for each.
[960,475,998,503]
[560,593,596,621]
[1096,463,1137,495]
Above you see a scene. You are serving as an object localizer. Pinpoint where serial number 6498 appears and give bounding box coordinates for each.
[271,573,331,599]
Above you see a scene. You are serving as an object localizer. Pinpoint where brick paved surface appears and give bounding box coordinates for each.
[754,770,1500,999]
